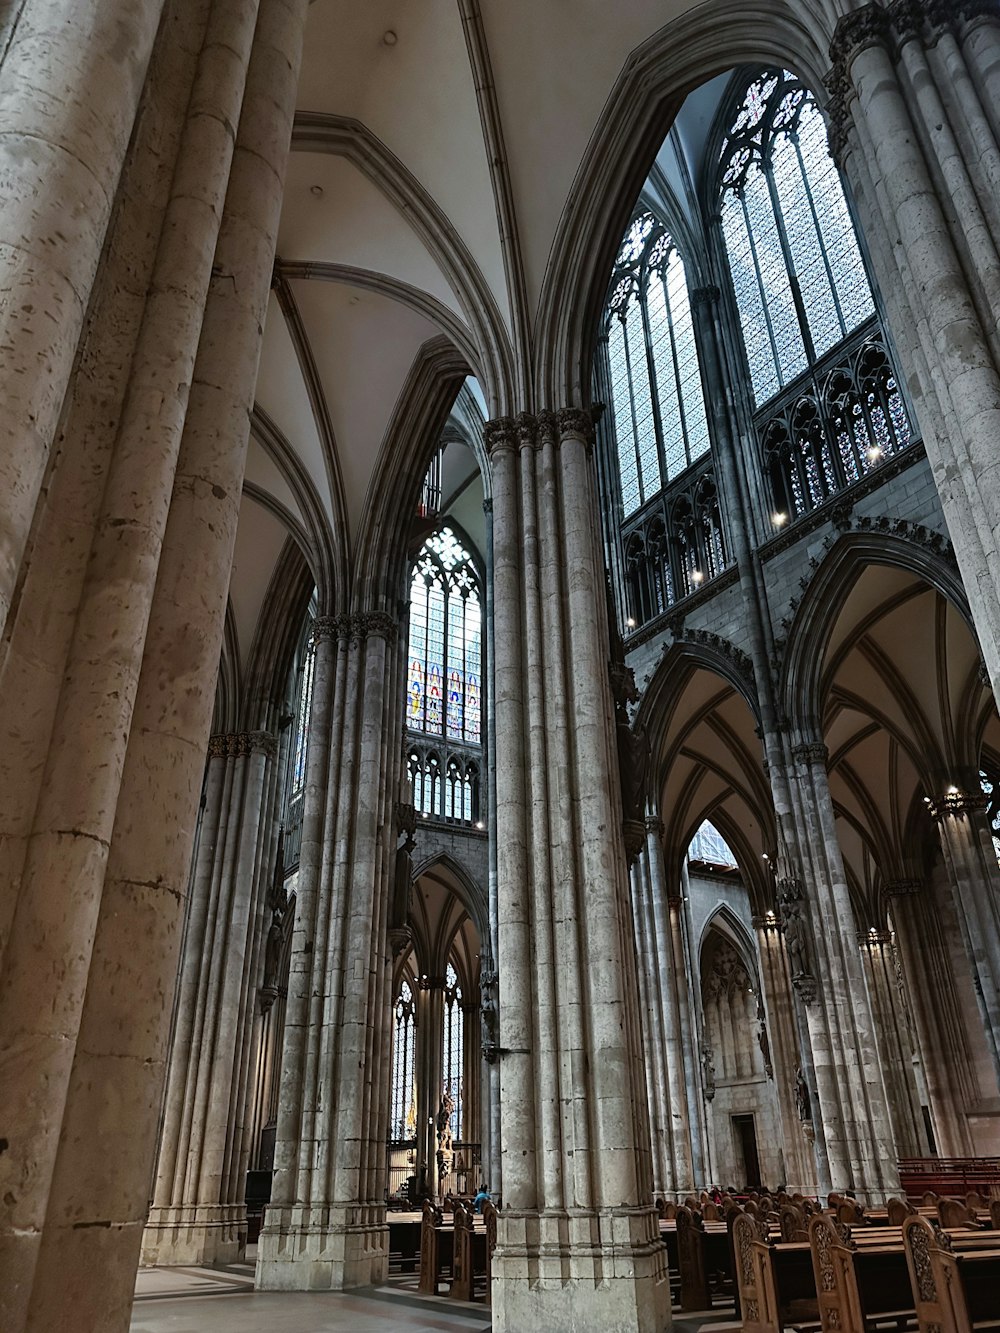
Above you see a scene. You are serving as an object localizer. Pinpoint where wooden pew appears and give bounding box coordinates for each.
[675,1204,732,1310]
[387,1212,421,1273]
[450,1200,488,1302]
[903,1214,1000,1333]
[418,1201,453,1295]
[732,1211,819,1333]
[808,1214,914,1333]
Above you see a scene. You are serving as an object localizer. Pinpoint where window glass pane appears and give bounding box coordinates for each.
[608,315,641,517]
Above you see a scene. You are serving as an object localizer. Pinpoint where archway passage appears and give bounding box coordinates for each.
[389,859,485,1207]
[803,556,1000,1158]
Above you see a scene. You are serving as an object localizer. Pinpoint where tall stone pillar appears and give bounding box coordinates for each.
[631,846,673,1197]
[0,0,167,640]
[857,930,925,1158]
[828,1,1000,706]
[928,787,1000,1081]
[888,878,983,1155]
[0,1,310,1326]
[416,976,446,1199]
[634,816,697,1196]
[486,409,668,1333]
[257,610,402,1292]
[753,916,817,1194]
[769,740,898,1200]
[142,730,279,1265]
[673,868,712,1186]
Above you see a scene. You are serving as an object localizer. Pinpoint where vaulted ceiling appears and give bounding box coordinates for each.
[225,0,843,696]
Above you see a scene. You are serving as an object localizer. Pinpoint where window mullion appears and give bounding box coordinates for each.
[737,188,783,389]
[792,133,847,338]
[661,262,692,473]
[639,271,668,494]
[763,157,817,365]
[620,308,645,506]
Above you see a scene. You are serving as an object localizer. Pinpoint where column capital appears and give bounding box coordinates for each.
[484,407,599,456]
[885,877,923,897]
[690,284,722,309]
[926,788,988,820]
[311,611,397,645]
[859,928,893,947]
[644,814,665,837]
[207,730,277,760]
[790,740,829,766]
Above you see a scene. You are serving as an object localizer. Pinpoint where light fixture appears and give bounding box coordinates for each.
[772,511,788,528]
[948,785,959,796]
[762,852,769,861]
[476,821,484,830]
[382,28,398,45]
[626,617,636,629]
[310,184,324,197]
[866,445,882,463]
[691,570,704,585]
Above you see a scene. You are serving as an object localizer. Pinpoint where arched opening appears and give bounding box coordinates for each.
[789,549,1000,1157]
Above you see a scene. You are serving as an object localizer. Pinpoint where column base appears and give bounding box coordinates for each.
[255,1203,388,1290]
[141,1204,247,1266]
[492,1207,670,1333]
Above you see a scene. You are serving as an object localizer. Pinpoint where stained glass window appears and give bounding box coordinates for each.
[980,769,1000,870]
[390,981,417,1141]
[718,69,875,410]
[443,962,463,1141]
[604,213,711,520]
[407,527,482,745]
[291,642,316,798]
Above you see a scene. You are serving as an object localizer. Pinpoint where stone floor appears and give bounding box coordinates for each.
[131,1254,739,1333]
[131,1259,493,1333]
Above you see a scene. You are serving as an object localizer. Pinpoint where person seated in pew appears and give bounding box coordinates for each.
[473,1183,492,1214]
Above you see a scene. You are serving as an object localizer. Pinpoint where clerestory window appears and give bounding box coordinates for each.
[717,69,912,521]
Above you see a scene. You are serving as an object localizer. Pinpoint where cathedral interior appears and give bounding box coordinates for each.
[3,2,1000,1332]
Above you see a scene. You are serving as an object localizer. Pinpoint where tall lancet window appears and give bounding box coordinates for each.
[606,212,711,519]
[406,525,483,824]
[602,211,726,628]
[717,68,912,520]
[390,980,417,1141]
[290,641,315,798]
[443,962,463,1141]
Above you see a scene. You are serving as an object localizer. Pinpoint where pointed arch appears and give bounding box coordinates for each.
[533,0,835,408]
[779,530,973,732]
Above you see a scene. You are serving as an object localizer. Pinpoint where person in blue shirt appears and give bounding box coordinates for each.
[473,1184,491,1213]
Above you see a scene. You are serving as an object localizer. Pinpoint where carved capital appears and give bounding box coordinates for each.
[927,789,988,820]
[644,814,665,838]
[691,284,722,310]
[791,741,829,766]
[484,415,517,457]
[356,610,398,643]
[395,801,417,836]
[311,613,348,644]
[556,406,593,443]
[793,972,818,1005]
[208,730,278,760]
[885,877,923,897]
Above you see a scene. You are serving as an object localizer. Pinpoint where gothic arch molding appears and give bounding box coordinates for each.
[779,529,973,733]
[533,0,835,409]
[354,337,473,615]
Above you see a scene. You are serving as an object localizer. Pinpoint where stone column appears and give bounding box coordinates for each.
[857,930,925,1158]
[486,409,668,1333]
[753,915,817,1194]
[142,730,279,1266]
[462,995,481,1177]
[768,740,898,1200]
[828,2,1000,706]
[257,610,402,1291]
[887,877,983,1156]
[631,844,674,1197]
[673,869,711,1186]
[928,787,1000,1080]
[416,976,446,1199]
[0,0,167,640]
[0,2,310,1326]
